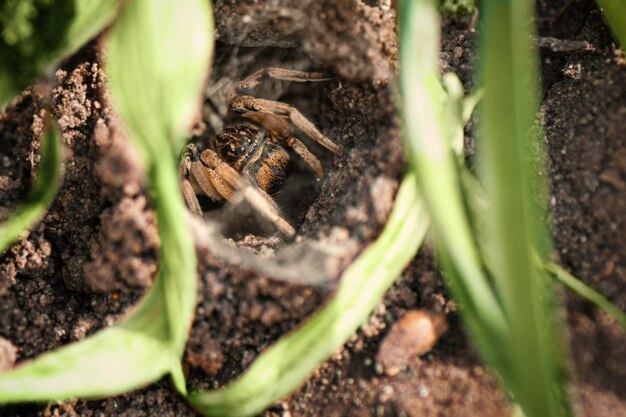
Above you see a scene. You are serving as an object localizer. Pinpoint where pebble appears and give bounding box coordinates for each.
[376,309,448,377]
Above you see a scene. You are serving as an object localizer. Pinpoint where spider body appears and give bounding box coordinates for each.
[211,120,290,195]
[180,67,341,236]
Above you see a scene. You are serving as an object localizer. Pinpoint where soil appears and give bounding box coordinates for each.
[1,0,625,416]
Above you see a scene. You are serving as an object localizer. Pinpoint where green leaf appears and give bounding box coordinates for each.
[0,0,122,107]
[189,172,429,417]
[440,0,477,16]
[479,0,570,415]
[107,0,213,360]
[0,0,213,402]
[0,123,62,253]
[401,0,571,415]
[106,0,213,161]
[595,0,626,47]
[399,0,509,372]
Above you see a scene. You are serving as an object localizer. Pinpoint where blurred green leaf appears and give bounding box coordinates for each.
[0,123,62,253]
[399,0,509,373]
[479,0,570,415]
[107,0,213,360]
[462,161,626,343]
[0,0,213,402]
[440,0,477,15]
[595,0,626,47]
[460,156,626,336]
[0,0,121,107]
[401,0,571,415]
[190,172,429,417]
[106,0,213,161]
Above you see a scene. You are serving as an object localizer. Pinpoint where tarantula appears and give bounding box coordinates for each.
[179,67,342,236]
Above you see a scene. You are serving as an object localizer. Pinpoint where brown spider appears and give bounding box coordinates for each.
[179,67,342,236]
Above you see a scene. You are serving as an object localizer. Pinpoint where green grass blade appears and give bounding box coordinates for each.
[464,163,626,337]
[189,172,429,417]
[106,0,213,379]
[595,0,626,47]
[462,158,626,335]
[64,0,121,54]
[0,335,172,402]
[0,0,122,107]
[0,0,213,402]
[479,0,570,415]
[106,0,213,161]
[107,0,213,361]
[399,0,509,370]
[0,123,62,253]
[440,0,477,15]
[0,223,201,402]
[545,261,626,330]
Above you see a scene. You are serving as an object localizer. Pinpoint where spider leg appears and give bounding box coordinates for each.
[199,150,275,209]
[236,67,333,91]
[181,178,203,217]
[199,149,296,237]
[179,145,204,217]
[180,144,226,202]
[191,162,233,201]
[230,96,342,155]
[180,144,240,216]
[286,137,324,179]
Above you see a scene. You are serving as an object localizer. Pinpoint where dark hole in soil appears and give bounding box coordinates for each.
[187,43,340,239]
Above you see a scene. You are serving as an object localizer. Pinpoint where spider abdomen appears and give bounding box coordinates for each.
[252,143,290,194]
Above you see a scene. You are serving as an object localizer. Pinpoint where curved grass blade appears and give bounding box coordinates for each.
[0,0,213,402]
[106,0,213,363]
[0,123,62,253]
[595,0,626,47]
[64,0,121,55]
[0,0,122,108]
[401,0,571,415]
[189,172,429,417]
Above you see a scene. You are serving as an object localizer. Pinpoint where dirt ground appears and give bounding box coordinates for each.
[1,0,625,416]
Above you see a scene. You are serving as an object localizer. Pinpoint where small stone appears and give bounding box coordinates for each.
[379,384,395,402]
[376,309,448,377]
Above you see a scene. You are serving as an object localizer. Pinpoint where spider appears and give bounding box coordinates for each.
[179,67,342,237]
